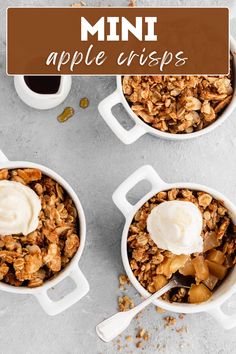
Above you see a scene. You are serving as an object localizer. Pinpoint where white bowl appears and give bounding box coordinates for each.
[113,164,236,329]
[99,37,236,144]
[14,76,72,110]
[0,150,89,316]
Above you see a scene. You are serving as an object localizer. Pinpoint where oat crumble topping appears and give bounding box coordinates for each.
[0,168,80,287]
[122,70,233,134]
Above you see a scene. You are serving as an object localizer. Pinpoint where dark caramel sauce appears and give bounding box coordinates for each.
[24,76,61,94]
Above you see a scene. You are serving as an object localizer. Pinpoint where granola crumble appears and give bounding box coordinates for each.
[163,316,177,327]
[136,341,142,348]
[127,189,236,303]
[119,273,130,290]
[72,1,86,7]
[136,328,150,341]
[118,295,134,311]
[156,306,165,313]
[128,0,137,7]
[176,325,187,333]
[0,168,80,287]
[122,69,234,134]
[125,335,133,342]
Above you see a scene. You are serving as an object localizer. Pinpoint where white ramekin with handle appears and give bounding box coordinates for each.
[0,150,89,316]
[99,37,236,144]
[113,165,236,329]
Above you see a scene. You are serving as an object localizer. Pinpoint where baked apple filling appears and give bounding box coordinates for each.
[127,189,236,303]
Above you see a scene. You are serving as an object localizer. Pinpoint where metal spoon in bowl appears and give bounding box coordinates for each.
[96,274,191,342]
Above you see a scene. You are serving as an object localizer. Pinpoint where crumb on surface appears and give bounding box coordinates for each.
[128,0,137,7]
[119,273,130,290]
[71,1,86,7]
[163,316,177,327]
[118,295,134,312]
[136,341,142,348]
[125,335,133,342]
[156,306,165,313]
[176,326,187,333]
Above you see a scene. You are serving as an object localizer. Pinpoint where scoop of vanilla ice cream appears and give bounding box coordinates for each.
[0,180,41,236]
[147,200,203,255]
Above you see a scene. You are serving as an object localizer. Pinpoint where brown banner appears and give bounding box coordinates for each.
[7,7,229,75]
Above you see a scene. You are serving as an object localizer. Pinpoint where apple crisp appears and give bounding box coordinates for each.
[0,168,80,287]
[122,69,234,133]
[127,189,236,303]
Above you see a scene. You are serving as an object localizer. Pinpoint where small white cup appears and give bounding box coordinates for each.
[113,165,236,329]
[0,150,89,316]
[14,76,72,110]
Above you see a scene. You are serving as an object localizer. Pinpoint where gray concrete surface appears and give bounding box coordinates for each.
[1,0,236,353]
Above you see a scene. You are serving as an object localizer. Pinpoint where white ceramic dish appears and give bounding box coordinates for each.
[14,76,72,110]
[0,150,89,316]
[113,164,236,329]
[99,37,236,144]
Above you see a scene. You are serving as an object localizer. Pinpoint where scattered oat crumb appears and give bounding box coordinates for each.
[135,312,141,321]
[118,295,134,311]
[126,335,133,342]
[176,326,187,333]
[136,328,150,341]
[136,328,145,338]
[179,313,185,320]
[163,316,176,327]
[143,332,149,341]
[136,341,142,348]
[128,0,137,6]
[119,273,130,290]
[156,306,165,313]
[72,1,86,7]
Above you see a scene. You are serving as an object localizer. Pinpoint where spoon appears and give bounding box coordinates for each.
[96,274,191,342]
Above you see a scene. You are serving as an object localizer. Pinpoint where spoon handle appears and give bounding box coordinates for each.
[96,280,176,342]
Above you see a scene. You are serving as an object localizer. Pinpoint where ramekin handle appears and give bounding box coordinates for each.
[35,266,89,316]
[98,89,146,145]
[0,150,9,162]
[207,302,236,330]
[112,165,166,217]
